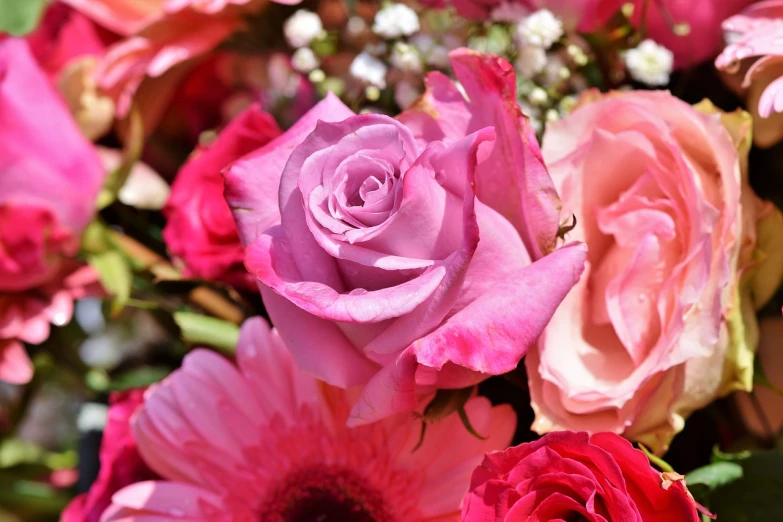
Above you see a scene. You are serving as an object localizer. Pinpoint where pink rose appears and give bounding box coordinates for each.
[26,2,107,81]
[63,0,297,117]
[61,390,158,522]
[26,3,116,140]
[163,105,281,290]
[716,0,783,148]
[527,91,783,451]
[462,431,701,521]
[225,49,586,425]
[0,39,105,383]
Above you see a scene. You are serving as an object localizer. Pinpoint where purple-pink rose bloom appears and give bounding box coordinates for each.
[225,49,586,425]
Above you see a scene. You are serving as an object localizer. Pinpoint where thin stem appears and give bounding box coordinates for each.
[107,230,245,325]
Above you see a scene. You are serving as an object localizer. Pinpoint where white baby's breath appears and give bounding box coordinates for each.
[283,9,323,48]
[373,3,420,38]
[517,9,563,50]
[515,45,547,78]
[291,47,320,73]
[391,42,423,74]
[351,52,388,88]
[624,39,674,86]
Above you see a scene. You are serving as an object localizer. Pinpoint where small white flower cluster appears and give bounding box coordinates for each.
[513,9,563,79]
[373,3,420,39]
[351,52,389,89]
[351,3,425,95]
[623,39,674,86]
[283,9,324,74]
[517,9,563,50]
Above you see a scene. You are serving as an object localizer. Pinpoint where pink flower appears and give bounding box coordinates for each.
[225,49,586,425]
[163,105,281,290]
[462,431,701,521]
[0,39,105,383]
[63,0,297,117]
[716,0,783,147]
[569,0,755,69]
[26,2,107,81]
[100,317,515,520]
[632,0,755,69]
[527,91,783,452]
[61,390,157,522]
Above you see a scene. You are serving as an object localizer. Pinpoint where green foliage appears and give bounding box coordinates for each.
[174,311,240,353]
[0,0,48,36]
[88,250,133,317]
[688,450,783,521]
[687,461,744,490]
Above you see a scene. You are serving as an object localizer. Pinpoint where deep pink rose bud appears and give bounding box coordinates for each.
[463,431,703,521]
[163,105,282,290]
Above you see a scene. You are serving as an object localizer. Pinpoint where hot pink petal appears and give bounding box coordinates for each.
[401,49,561,259]
[0,39,105,231]
[0,340,32,385]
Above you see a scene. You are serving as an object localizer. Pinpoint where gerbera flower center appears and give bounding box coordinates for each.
[257,465,395,522]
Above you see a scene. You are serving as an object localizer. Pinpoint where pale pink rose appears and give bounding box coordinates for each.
[101,317,515,520]
[716,0,783,147]
[225,49,586,425]
[527,91,779,452]
[0,39,105,383]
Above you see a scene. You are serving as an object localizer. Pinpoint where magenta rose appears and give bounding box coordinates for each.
[225,49,586,425]
[462,431,701,521]
[61,390,158,522]
[163,104,281,290]
[0,38,105,383]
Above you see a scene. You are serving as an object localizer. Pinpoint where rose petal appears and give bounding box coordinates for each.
[225,93,355,247]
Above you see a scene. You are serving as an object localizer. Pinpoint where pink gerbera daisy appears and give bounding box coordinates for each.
[100,317,515,521]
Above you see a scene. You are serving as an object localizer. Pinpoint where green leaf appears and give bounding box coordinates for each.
[701,450,783,521]
[88,250,133,317]
[174,312,240,353]
[0,0,48,36]
[107,366,170,391]
[687,461,744,490]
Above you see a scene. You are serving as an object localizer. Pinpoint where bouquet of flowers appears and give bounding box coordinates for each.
[2,0,783,520]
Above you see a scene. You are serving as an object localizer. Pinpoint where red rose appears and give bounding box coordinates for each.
[462,431,700,522]
[162,105,281,290]
[61,390,156,522]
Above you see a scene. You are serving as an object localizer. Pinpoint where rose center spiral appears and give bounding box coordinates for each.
[257,465,395,522]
